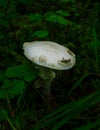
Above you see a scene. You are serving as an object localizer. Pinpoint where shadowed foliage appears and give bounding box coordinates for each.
[0,0,100,130]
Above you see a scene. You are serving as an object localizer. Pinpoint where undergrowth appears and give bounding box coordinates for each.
[0,0,100,130]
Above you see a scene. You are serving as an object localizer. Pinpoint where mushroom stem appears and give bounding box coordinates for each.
[42,79,53,96]
[35,67,55,96]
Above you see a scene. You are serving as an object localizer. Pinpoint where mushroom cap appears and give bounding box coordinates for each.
[23,41,76,70]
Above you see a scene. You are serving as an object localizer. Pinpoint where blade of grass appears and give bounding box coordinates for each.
[92,28,100,72]
[67,73,91,97]
[74,119,100,130]
[31,90,100,130]
[1,108,17,130]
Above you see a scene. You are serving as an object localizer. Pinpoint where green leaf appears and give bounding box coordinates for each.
[0,79,25,99]
[29,13,43,22]
[0,32,5,40]
[5,64,37,82]
[45,12,70,25]
[0,71,5,81]
[0,0,7,6]
[17,0,31,4]
[32,30,49,38]
[56,10,70,17]
[60,0,75,3]
[0,19,8,27]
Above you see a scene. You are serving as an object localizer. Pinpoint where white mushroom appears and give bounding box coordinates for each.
[23,41,76,96]
[23,41,76,70]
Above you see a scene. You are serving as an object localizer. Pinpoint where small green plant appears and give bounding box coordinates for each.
[0,64,37,99]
